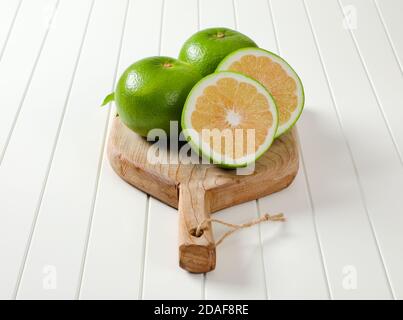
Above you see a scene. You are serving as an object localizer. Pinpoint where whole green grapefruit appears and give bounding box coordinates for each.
[178,27,257,76]
[104,56,202,137]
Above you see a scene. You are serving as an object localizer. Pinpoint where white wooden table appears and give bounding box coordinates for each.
[0,0,402,300]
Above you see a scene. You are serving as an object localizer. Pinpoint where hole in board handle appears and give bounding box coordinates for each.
[190,227,204,238]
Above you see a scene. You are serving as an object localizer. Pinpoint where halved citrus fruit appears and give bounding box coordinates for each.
[182,71,278,168]
[216,48,304,137]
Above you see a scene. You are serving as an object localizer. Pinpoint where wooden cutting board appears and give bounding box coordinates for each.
[107,116,299,273]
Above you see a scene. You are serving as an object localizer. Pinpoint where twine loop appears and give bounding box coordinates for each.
[194,213,286,246]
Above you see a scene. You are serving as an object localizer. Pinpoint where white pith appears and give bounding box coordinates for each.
[216,48,304,137]
[183,71,278,167]
[226,109,242,127]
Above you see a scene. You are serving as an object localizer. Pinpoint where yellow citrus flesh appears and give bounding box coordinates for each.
[228,55,298,127]
[190,77,274,160]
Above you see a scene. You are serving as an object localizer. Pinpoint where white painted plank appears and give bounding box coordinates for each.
[143,199,202,299]
[234,0,277,49]
[0,0,58,161]
[199,0,234,29]
[199,0,236,30]
[141,0,203,300]
[16,0,128,300]
[301,0,403,298]
[272,0,391,299]
[161,0,199,57]
[235,0,329,299]
[336,3,403,296]
[205,202,267,300]
[79,0,163,300]
[339,0,403,164]
[258,168,330,299]
[375,0,403,72]
[0,0,93,300]
[0,0,21,60]
[199,0,266,300]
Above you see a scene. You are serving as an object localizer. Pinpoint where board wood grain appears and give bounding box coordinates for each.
[107,116,299,272]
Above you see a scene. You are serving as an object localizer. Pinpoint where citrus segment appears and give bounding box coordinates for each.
[217,48,304,137]
[182,72,278,168]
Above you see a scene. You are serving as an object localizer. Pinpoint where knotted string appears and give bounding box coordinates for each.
[194,213,286,246]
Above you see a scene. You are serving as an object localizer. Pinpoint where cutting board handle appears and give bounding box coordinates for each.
[178,183,216,273]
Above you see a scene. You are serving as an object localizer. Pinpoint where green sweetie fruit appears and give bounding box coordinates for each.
[102,56,202,137]
[178,27,257,77]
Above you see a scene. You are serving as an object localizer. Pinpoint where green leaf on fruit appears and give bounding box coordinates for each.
[101,92,115,107]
